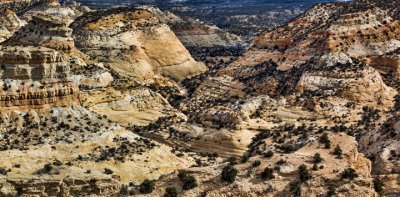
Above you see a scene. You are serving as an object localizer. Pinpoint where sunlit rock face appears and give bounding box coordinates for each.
[0,9,26,43]
[5,11,75,52]
[71,7,207,83]
[0,46,69,80]
[0,0,399,196]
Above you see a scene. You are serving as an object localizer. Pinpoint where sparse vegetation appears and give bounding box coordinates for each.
[164,186,178,197]
[341,168,358,180]
[0,1,399,196]
[298,164,311,182]
[178,171,198,190]
[263,150,274,158]
[104,168,113,175]
[261,167,275,180]
[221,165,238,183]
[319,133,331,149]
[313,153,323,163]
[252,160,261,167]
[333,145,343,158]
[139,179,155,194]
[373,178,384,193]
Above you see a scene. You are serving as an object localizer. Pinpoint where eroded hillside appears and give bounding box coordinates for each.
[0,0,398,196]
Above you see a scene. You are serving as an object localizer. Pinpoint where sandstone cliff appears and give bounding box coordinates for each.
[0,0,398,196]
[71,7,207,83]
[0,10,26,43]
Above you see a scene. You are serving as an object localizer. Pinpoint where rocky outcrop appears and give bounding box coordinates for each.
[2,177,121,196]
[0,106,192,196]
[82,86,184,127]
[146,6,243,48]
[365,54,400,76]
[0,46,78,109]
[358,116,400,196]
[197,1,400,195]
[327,7,400,57]
[0,46,70,80]
[137,132,375,197]
[0,81,78,109]
[0,10,26,43]
[4,7,76,52]
[0,0,40,14]
[296,63,397,106]
[72,7,206,83]
[0,1,399,196]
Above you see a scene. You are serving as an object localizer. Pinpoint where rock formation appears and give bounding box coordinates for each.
[146,7,243,48]
[0,9,26,43]
[0,0,399,196]
[0,2,197,196]
[5,8,76,52]
[0,46,78,109]
[71,7,207,83]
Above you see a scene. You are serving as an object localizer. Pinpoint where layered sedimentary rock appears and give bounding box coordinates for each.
[0,3,199,196]
[146,7,243,48]
[82,86,185,127]
[0,106,191,196]
[0,46,78,109]
[365,55,400,76]
[0,81,78,109]
[0,46,70,80]
[190,2,400,195]
[5,7,76,52]
[0,0,399,196]
[0,0,40,14]
[296,62,397,106]
[358,116,400,196]
[327,7,400,57]
[72,7,206,83]
[0,10,26,43]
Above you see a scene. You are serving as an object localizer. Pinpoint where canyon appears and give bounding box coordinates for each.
[0,0,398,196]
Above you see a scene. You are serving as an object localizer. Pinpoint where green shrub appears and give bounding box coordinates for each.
[0,167,7,175]
[178,171,187,179]
[313,153,323,163]
[327,187,336,196]
[319,133,329,144]
[373,178,384,193]
[261,167,274,180]
[200,191,207,197]
[264,150,274,158]
[139,179,155,194]
[252,160,261,167]
[298,164,311,182]
[333,145,343,158]
[182,175,198,190]
[164,186,178,197]
[104,168,113,175]
[341,168,358,180]
[228,157,237,165]
[241,154,249,163]
[312,163,318,171]
[290,181,302,197]
[221,165,238,183]
[320,133,331,149]
[44,164,53,173]
[325,140,331,149]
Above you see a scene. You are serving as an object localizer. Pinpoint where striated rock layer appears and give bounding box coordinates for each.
[0,46,79,110]
[72,7,207,83]
[4,6,76,52]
